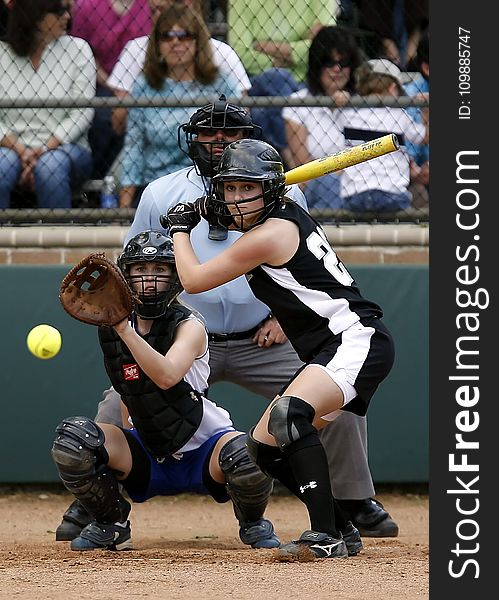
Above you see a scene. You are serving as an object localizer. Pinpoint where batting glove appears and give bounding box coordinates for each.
[196,195,233,228]
[160,202,200,235]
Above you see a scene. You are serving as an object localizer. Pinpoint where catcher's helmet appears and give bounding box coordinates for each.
[178,95,259,178]
[118,230,182,319]
[210,139,286,231]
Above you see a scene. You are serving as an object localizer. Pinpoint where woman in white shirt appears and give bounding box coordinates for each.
[283,26,361,209]
[0,0,96,208]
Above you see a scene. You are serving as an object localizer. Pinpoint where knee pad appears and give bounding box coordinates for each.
[51,416,129,524]
[218,433,273,524]
[267,395,316,450]
[51,416,109,481]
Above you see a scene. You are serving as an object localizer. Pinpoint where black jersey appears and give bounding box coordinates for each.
[99,305,204,458]
[247,201,384,363]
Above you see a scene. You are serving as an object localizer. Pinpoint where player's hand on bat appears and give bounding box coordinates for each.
[253,314,288,348]
[161,201,200,235]
[195,195,234,229]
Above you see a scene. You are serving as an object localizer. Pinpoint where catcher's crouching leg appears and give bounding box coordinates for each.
[218,433,280,549]
[51,416,131,526]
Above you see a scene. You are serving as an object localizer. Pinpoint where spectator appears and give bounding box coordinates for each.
[283,26,362,209]
[0,0,95,209]
[118,4,239,207]
[337,58,428,212]
[71,0,151,84]
[70,0,152,179]
[108,0,251,138]
[404,29,429,209]
[353,0,429,70]
[228,0,338,82]
[228,0,339,159]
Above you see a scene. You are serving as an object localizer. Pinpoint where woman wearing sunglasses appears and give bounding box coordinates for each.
[283,26,362,210]
[0,0,95,208]
[119,4,239,208]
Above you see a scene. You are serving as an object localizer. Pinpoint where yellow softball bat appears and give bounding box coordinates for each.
[284,134,400,185]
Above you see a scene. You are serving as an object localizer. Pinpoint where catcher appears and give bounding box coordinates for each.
[52,230,280,551]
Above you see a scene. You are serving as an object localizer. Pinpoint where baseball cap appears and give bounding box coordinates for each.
[366,59,404,93]
[367,59,403,84]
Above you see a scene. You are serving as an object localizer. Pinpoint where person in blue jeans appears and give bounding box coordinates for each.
[0,0,95,208]
[0,144,93,208]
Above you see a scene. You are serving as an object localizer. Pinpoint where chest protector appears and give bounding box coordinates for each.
[99,304,204,459]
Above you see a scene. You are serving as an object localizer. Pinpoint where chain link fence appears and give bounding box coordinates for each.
[0,0,429,227]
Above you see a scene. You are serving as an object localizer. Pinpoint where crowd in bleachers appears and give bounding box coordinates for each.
[0,0,429,216]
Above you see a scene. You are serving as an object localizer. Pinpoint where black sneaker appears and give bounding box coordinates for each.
[277,530,348,560]
[339,498,399,538]
[70,520,133,551]
[239,518,281,549]
[56,500,92,541]
[341,521,363,556]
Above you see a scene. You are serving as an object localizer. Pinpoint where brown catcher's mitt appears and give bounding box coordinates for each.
[59,253,136,326]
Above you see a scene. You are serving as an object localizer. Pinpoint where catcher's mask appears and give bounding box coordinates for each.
[118,230,182,319]
[178,94,260,179]
[210,139,286,231]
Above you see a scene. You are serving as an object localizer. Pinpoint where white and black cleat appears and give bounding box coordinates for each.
[276,530,348,561]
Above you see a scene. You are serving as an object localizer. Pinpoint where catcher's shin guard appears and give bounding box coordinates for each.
[51,416,130,524]
[246,427,300,497]
[246,427,282,477]
[218,433,274,524]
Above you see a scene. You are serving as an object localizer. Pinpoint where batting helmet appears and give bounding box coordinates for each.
[210,139,286,231]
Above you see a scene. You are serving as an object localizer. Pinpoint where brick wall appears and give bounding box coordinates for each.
[0,224,429,265]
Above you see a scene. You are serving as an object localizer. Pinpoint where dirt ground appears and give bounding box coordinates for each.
[0,487,428,600]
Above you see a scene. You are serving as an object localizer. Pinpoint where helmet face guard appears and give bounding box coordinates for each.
[178,95,260,179]
[210,140,286,231]
[118,230,182,319]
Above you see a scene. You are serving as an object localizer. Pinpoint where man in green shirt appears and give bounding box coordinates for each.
[228,0,337,82]
[228,1,337,163]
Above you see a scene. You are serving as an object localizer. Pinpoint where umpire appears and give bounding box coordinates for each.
[56,96,398,541]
